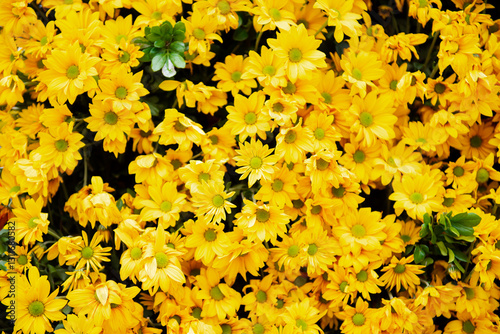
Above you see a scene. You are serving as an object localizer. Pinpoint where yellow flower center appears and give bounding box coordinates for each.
[66,65,79,79]
[353,150,366,163]
[394,264,406,273]
[269,8,281,21]
[272,179,284,192]
[262,65,276,76]
[204,228,217,241]
[17,255,28,265]
[470,135,482,148]
[130,247,142,260]
[332,185,345,198]
[462,320,475,334]
[210,285,225,300]
[308,243,318,255]
[288,245,299,257]
[174,120,187,132]
[104,111,118,125]
[250,156,263,169]
[212,194,225,207]
[351,224,366,238]
[356,270,368,282]
[284,130,297,143]
[296,319,308,331]
[453,166,464,177]
[28,301,45,316]
[390,80,398,90]
[115,86,128,99]
[272,102,284,113]
[352,313,366,326]
[155,252,169,268]
[244,112,257,125]
[316,158,329,171]
[160,201,172,212]
[193,28,206,40]
[217,0,231,14]
[256,290,267,303]
[81,246,94,259]
[314,128,325,140]
[409,192,424,204]
[434,83,446,94]
[476,168,489,183]
[283,81,296,94]
[115,34,127,43]
[198,172,211,182]
[288,48,302,62]
[231,71,242,82]
[321,92,332,104]
[28,217,38,229]
[352,68,363,80]
[256,209,270,222]
[55,139,69,152]
[151,11,162,20]
[359,111,373,127]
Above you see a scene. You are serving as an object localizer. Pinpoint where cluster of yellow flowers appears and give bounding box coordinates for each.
[1,0,500,333]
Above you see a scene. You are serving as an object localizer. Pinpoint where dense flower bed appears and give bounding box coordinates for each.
[1,0,500,333]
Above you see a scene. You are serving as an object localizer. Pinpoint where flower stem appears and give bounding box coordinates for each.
[47,227,62,240]
[423,32,439,71]
[254,30,264,51]
[83,147,88,187]
[314,21,328,38]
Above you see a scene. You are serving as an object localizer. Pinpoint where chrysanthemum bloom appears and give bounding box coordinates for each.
[374,142,423,186]
[195,268,242,321]
[281,298,326,334]
[252,0,296,32]
[65,231,112,274]
[414,283,461,318]
[341,49,385,97]
[190,180,236,223]
[336,297,379,334]
[178,159,225,191]
[313,0,363,42]
[137,181,187,226]
[380,255,424,294]
[201,126,236,164]
[454,282,490,318]
[11,197,49,246]
[184,7,223,55]
[255,166,299,208]
[235,200,289,242]
[267,24,326,83]
[380,33,427,63]
[1,267,66,334]
[153,109,205,151]
[226,92,271,141]
[55,313,102,334]
[80,176,122,228]
[470,244,500,290]
[129,153,174,186]
[194,0,251,32]
[304,149,344,193]
[304,109,342,152]
[323,265,356,307]
[37,41,100,104]
[213,54,257,96]
[298,226,340,276]
[241,274,278,317]
[275,120,315,164]
[243,46,287,88]
[389,171,445,220]
[408,0,442,27]
[235,138,279,187]
[377,297,419,333]
[444,311,496,334]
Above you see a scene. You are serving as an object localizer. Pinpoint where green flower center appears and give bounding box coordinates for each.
[284,130,297,143]
[27,217,38,229]
[262,65,276,76]
[17,255,28,265]
[66,65,79,79]
[308,243,318,256]
[119,51,130,63]
[401,235,412,243]
[311,205,322,215]
[339,281,348,292]
[442,197,454,207]
[256,208,270,222]
[297,19,309,28]
[476,168,489,183]
[250,156,263,169]
[288,48,302,62]
[419,0,428,8]
[356,270,368,282]
[321,92,332,104]
[193,28,206,40]
[171,315,181,324]
[198,172,211,183]
[217,0,231,14]
[130,247,143,260]
[212,194,225,207]
[174,120,187,132]
[155,252,169,268]
[28,301,45,316]
[387,156,397,168]
[434,83,446,94]
[409,192,424,204]
[115,34,127,43]
[332,186,345,198]
[81,246,94,259]
[351,224,366,238]
[231,71,242,82]
[171,159,182,170]
[221,324,232,334]
[316,158,329,171]
[283,81,296,94]
[244,112,257,125]
[209,135,219,144]
[269,8,281,20]
[272,179,284,192]
[10,185,20,193]
[352,313,366,326]
[352,68,363,80]
[160,201,172,212]
[256,290,267,303]
[296,319,308,331]
[359,111,373,127]
[453,166,465,177]
[390,80,398,90]
[104,111,118,125]
[292,199,304,209]
[464,287,475,300]
[204,228,217,242]
[273,102,284,113]
[253,323,265,334]
[40,36,48,46]
[275,298,284,308]
[37,59,45,68]
[394,264,406,273]
[192,307,202,319]
[210,285,225,300]
[314,128,325,140]
[151,11,162,19]
[115,86,128,99]
[353,150,366,163]
[470,135,482,148]
[288,245,299,257]
[55,139,69,152]
[462,320,475,333]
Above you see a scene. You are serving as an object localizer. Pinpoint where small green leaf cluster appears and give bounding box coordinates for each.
[415,212,481,275]
[134,21,187,77]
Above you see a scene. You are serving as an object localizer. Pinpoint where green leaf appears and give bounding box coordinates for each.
[62,305,72,315]
[454,259,465,272]
[455,235,476,242]
[448,248,455,262]
[423,213,431,226]
[414,245,426,263]
[146,33,162,43]
[170,41,185,53]
[116,198,124,211]
[420,222,429,238]
[173,30,186,42]
[422,257,434,266]
[453,249,468,262]
[154,40,166,48]
[451,222,475,236]
[436,241,448,256]
[233,28,248,41]
[151,26,162,36]
[169,52,186,68]
[151,53,168,72]
[446,226,460,237]
[174,21,186,32]
[450,212,481,227]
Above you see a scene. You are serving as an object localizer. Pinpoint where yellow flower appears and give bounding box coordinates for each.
[275,119,315,163]
[267,24,327,83]
[128,153,174,186]
[55,313,102,334]
[190,180,236,224]
[336,297,378,334]
[11,197,49,246]
[255,165,299,208]
[2,267,66,334]
[38,42,100,104]
[184,219,233,266]
[137,181,187,226]
[178,159,225,191]
[153,108,205,151]
[65,231,112,274]
[341,49,385,97]
[380,33,428,63]
[252,0,296,32]
[235,138,279,187]
[226,92,271,141]
[281,298,326,334]
[380,255,424,294]
[243,45,287,88]
[213,54,257,96]
[313,0,363,42]
[184,7,223,55]
[235,200,289,242]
